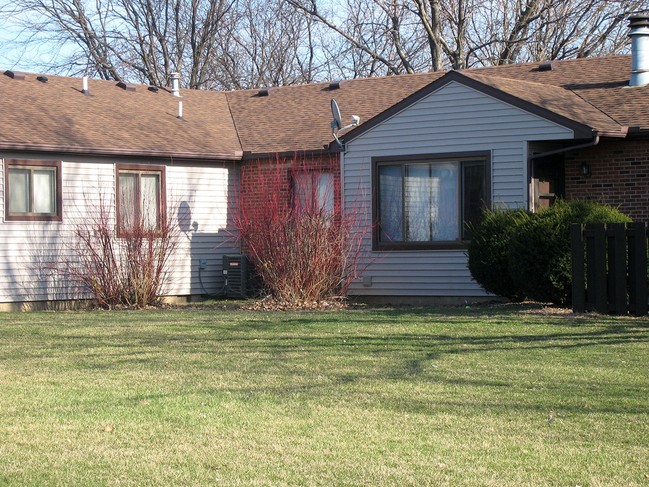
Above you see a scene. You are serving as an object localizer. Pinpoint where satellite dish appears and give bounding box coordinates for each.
[330,98,360,148]
[331,99,342,130]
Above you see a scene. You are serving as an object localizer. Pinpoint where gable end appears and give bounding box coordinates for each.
[342,70,597,144]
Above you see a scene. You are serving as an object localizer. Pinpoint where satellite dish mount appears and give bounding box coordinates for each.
[331,99,360,147]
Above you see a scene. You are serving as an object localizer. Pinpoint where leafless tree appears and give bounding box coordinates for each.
[213,0,329,89]
[466,0,647,66]
[0,0,329,89]
[0,0,238,87]
[289,0,649,74]
[527,1,640,61]
[1,0,648,86]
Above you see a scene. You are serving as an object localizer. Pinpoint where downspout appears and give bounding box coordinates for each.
[529,135,600,160]
[339,149,345,213]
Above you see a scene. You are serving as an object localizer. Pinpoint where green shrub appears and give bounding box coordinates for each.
[508,200,632,305]
[467,207,531,301]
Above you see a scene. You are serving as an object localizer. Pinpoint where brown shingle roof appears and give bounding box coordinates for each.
[226,56,640,155]
[460,71,625,137]
[466,56,646,130]
[224,74,442,156]
[0,71,242,160]
[1,55,647,159]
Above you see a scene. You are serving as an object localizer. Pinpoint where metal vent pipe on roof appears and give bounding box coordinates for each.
[82,76,91,96]
[629,15,649,87]
[171,72,181,96]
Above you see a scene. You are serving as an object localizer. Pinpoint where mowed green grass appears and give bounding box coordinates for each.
[0,304,647,486]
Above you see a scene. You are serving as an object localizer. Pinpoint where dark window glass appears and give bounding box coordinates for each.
[376,157,488,248]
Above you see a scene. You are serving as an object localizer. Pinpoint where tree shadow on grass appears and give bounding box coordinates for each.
[3,307,647,423]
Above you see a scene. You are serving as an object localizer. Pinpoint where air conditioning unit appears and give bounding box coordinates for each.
[223,255,248,298]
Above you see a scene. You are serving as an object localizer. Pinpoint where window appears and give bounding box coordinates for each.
[116,164,165,235]
[5,159,62,221]
[374,153,490,249]
[292,171,335,214]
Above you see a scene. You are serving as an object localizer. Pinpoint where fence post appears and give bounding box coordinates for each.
[608,223,628,315]
[585,226,596,311]
[591,223,608,314]
[571,224,586,313]
[628,222,648,316]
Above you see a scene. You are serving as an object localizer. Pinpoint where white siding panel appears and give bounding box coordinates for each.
[165,164,239,297]
[0,159,239,303]
[344,80,573,297]
[0,159,3,222]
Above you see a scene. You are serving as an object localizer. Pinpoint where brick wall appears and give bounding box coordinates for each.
[239,153,341,218]
[565,139,649,222]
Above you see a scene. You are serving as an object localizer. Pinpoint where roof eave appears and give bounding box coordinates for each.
[624,126,649,139]
[0,143,243,161]
[241,146,336,161]
[596,127,629,138]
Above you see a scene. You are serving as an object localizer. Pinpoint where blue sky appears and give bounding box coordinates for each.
[0,17,45,72]
[0,5,75,73]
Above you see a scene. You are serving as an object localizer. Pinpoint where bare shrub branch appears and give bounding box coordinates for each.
[232,154,366,306]
[57,192,179,308]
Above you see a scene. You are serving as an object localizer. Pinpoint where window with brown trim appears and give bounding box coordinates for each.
[4,159,62,222]
[374,152,490,250]
[116,164,166,236]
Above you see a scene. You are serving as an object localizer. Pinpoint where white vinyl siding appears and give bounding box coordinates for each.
[0,157,239,304]
[344,80,574,297]
[164,164,239,298]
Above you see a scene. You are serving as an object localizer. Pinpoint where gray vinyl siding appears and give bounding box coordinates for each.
[344,80,574,297]
[0,157,239,304]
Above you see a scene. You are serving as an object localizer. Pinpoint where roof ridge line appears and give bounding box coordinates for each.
[565,82,628,132]
[224,91,245,157]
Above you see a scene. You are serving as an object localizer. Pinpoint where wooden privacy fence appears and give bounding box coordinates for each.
[571,222,648,315]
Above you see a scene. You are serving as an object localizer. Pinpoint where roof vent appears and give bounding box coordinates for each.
[327,80,341,90]
[257,87,270,97]
[81,76,91,96]
[148,86,159,93]
[170,72,181,97]
[177,99,184,120]
[36,75,48,83]
[4,70,26,80]
[538,61,554,72]
[117,81,136,92]
[629,15,649,86]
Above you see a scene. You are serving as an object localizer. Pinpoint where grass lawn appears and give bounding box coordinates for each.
[0,304,647,486]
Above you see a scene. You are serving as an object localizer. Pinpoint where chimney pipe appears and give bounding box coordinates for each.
[170,72,181,97]
[629,15,649,87]
[177,100,184,120]
[82,76,90,96]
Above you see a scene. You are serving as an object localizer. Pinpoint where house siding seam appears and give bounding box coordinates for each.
[343,81,574,297]
[565,139,649,222]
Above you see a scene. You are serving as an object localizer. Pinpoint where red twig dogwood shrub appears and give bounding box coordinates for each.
[61,194,178,308]
[233,154,365,306]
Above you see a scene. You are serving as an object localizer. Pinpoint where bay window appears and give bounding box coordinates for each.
[374,153,490,249]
